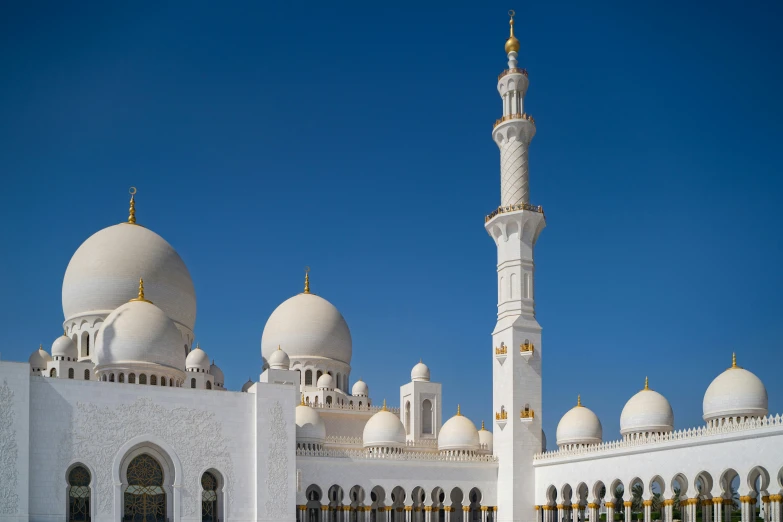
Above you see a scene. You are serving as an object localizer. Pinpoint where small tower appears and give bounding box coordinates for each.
[486,11,546,522]
[399,360,442,443]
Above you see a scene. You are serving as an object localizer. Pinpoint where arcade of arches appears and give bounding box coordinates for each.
[298,485,495,522]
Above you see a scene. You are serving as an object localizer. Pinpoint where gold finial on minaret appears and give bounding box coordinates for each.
[505,10,520,54]
[303,266,311,294]
[457,404,462,416]
[130,278,152,303]
[127,187,137,224]
[644,376,649,390]
[577,395,582,407]
[382,399,388,411]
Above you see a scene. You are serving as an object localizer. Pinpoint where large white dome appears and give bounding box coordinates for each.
[62,223,196,331]
[703,355,768,422]
[363,406,406,448]
[438,408,480,452]
[261,292,352,365]
[556,397,602,447]
[296,404,327,444]
[620,379,674,436]
[94,299,186,375]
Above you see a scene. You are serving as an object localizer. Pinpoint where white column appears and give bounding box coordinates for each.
[712,499,723,522]
[558,505,565,522]
[425,507,432,522]
[624,502,632,522]
[643,500,652,522]
[445,506,451,522]
[572,504,580,522]
[771,495,782,522]
[605,503,615,522]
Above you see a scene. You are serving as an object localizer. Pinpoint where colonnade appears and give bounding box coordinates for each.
[296,504,497,522]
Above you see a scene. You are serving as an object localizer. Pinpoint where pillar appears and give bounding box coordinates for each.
[643,500,652,522]
[769,495,782,522]
[624,501,632,522]
[558,505,565,522]
[298,505,306,522]
[482,506,489,522]
[463,505,470,522]
[702,500,713,522]
[445,506,452,522]
[740,496,751,522]
[588,503,599,522]
[425,506,433,522]
[606,502,615,522]
[573,504,581,522]
[712,499,723,522]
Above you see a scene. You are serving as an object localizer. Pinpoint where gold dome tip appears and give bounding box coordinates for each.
[127,187,137,225]
[130,278,152,304]
[644,376,649,390]
[457,404,462,416]
[303,266,311,294]
[731,352,740,369]
[481,420,486,430]
[577,394,582,407]
[505,10,520,54]
[382,399,388,411]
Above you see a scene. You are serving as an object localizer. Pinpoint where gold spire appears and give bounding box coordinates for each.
[481,420,486,430]
[129,278,152,303]
[127,187,137,225]
[382,399,388,411]
[278,345,281,350]
[731,352,740,369]
[63,329,67,337]
[303,266,311,294]
[504,10,520,54]
[577,395,582,407]
[300,393,306,406]
[644,376,649,390]
[457,404,462,416]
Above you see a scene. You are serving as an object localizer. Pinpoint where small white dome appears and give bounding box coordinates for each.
[62,223,196,331]
[296,403,327,444]
[210,361,224,385]
[478,421,493,454]
[267,346,290,370]
[241,379,254,393]
[556,397,602,447]
[185,344,210,372]
[317,373,335,390]
[51,335,77,360]
[261,291,352,365]
[94,299,186,374]
[620,379,674,436]
[363,405,406,448]
[29,345,52,370]
[703,355,768,422]
[438,407,480,452]
[352,379,369,397]
[411,360,430,382]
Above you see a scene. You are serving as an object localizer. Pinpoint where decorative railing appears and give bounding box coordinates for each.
[296,447,497,462]
[493,112,535,129]
[520,342,534,354]
[496,410,508,421]
[534,413,783,462]
[495,345,508,355]
[521,409,535,419]
[498,68,528,80]
[312,402,399,414]
[323,437,440,449]
[485,203,544,223]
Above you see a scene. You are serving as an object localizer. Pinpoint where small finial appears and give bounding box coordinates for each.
[300,393,306,406]
[457,404,462,416]
[505,10,521,54]
[63,329,67,337]
[278,345,281,350]
[382,399,387,411]
[419,358,422,364]
[196,342,200,350]
[39,343,43,351]
[577,395,582,407]
[303,266,311,294]
[127,187,137,225]
[481,420,485,430]
[130,278,152,303]
[731,352,740,369]
[644,376,649,390]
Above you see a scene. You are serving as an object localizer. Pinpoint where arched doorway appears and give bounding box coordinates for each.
[201,471,220,522]
[68,465,91,522]
[123,454,166,522]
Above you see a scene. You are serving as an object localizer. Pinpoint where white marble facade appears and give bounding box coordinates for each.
[1,13,781,522]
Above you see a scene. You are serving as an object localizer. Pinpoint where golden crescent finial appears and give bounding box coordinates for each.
[303,266,311,294]
[127,187,137,225]
[505,9,521,54]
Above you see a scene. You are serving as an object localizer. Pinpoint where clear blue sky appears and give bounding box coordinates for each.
[1,2,781,447]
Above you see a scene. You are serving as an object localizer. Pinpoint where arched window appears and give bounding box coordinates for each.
[124,454,166,522]
[161,377,167,387]
[150,375,157,386]
[206,381,212,390]
[139,374,147,385]
[50,368,57,378]
[316,370,323,382]
[109,374,115,382]
[201,472,219,522]
[191,378,196,389]
[118,373,125,383]
[326,396,332,406]
[313,397,319,407]
[84,369,90,380]
[85,334,89,357]
[68,465,91,522]
[422,399,433,435]
[405,401,411,435]
[128,373,136,384]
[68,368,74,379]
[305,370,312,386]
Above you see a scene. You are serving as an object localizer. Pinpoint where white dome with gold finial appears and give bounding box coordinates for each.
[556,396,602,448]
[438,406,481,452]
[29,345,52,373]
[478,421,493,454]
[703,353,768,423]
[363,400,406,449]
[620,377,674,438]
[62,190,196,335]
[51,333,78,361]
[267,346,290,370]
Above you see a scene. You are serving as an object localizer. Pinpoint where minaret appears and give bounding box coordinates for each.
[486,11,545,522]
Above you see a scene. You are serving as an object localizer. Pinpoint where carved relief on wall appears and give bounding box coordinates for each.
[264,401,289,519]
[0,381,19,514]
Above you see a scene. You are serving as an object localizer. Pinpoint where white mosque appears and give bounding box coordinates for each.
[1,12,782,522]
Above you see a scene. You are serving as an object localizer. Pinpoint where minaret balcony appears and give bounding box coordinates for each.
[498,68,528,80]
[520,408,535,422]
[520,342,534,358]
[495,408,508,430]
[495,344,508,365]
[493,112,535,130]
[485,202,544,223]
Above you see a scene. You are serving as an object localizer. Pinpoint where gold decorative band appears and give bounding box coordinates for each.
[643,500,653,507]
[624,501,633,507]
